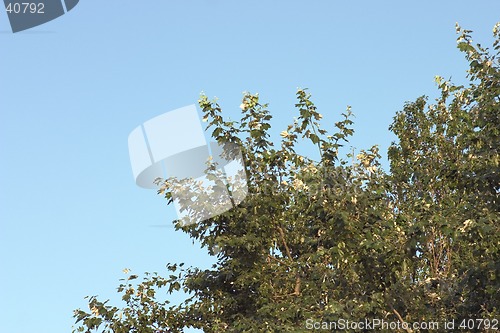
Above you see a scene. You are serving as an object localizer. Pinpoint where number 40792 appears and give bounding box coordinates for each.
[5,2,45,14]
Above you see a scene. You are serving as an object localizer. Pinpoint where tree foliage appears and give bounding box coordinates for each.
[74,24,499,332]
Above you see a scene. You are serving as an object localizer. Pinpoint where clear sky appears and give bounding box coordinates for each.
[1,1,498,332]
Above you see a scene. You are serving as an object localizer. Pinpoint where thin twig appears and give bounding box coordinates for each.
[392,307,412,333]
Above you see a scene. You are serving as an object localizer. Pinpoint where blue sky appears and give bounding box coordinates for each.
[0,1,498,332]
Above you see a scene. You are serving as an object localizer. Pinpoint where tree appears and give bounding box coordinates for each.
[74,24,499,332]
[387,23,499,325]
